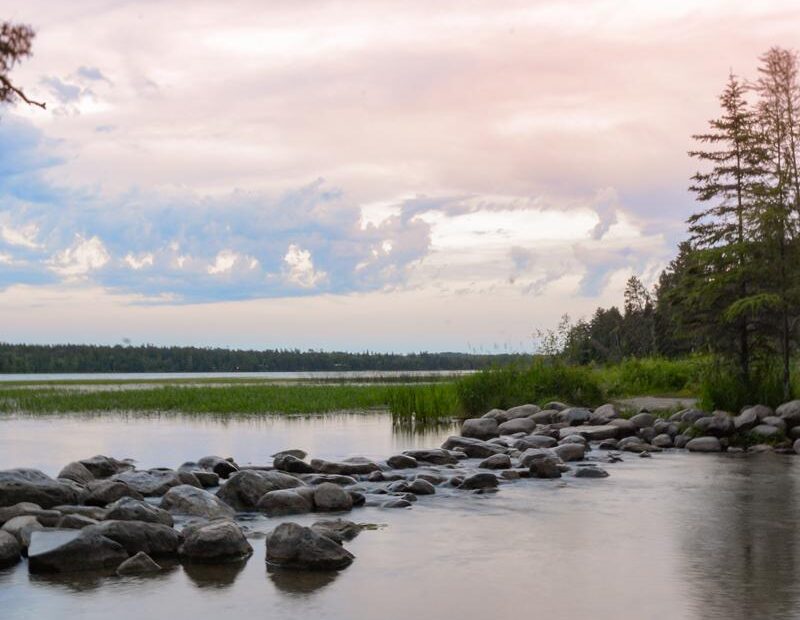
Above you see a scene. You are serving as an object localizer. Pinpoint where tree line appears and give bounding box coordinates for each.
[0,343,531,373]
[555,47,800,404]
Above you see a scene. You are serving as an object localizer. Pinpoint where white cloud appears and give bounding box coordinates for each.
[47,235,110,278]
[207,250,240,275]
[1,222,41,249]
[283,244,327,288]
[124,252,155,270]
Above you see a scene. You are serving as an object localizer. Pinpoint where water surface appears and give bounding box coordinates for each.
[1,412,799,620]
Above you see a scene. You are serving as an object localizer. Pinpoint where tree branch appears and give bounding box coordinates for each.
[0,75,45,109]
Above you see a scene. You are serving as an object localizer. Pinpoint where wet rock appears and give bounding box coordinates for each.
[309,458,380,476]
[441,436,505,458]
[160,485,235,520]
[302,474,357,486]
[382,498,413,508]
[197,456,239,480]
[638,427,656,443]
[686,436,722,452]
[459,473,498,490]
[105,497,174,526]
[177,463,220,488]
[266,522,353,570]
[553,443,585,462]
[53,505,108,521]
[608,419,638,437]
[112,469,186,497]
[751,424,783,439]
[116,551,161,575]
[777,400,800,427]
[560,425,618,441]
[559,435,587,446]
[28,529,128,573]
[79,455,133,479]
[0,530,21,568]
[630,413,656,428]
[57,461,95,485]
[56,514,99,529]
[461,418,500,440]
[272,454,315,474]
[179,519,252,563]
[313,483,353,512]
[2,515,43,548]
[217,471,283,511]
[652,433,673,448]
[498,418,536,435]
[403,449,459,465]
[86,520,181,557]
[559,408,591,426]
[575,466,609,478]
[257,489,314,517]
[674,434,690,449]
[416,473,445,485]
[0,502,58,526]
[310,519,362,543]
[479,454,512,469]
[529,457,561,479]
[85,480,144,507]
[519,448,558,468]
[0,469,81,509]
[598,439,619,450]
[386,454,418,469]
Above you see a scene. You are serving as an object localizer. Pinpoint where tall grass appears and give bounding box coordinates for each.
[698,360,797,411]
[599,357,704,398]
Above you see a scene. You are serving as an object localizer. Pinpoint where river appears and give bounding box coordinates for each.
[1,412,799,620]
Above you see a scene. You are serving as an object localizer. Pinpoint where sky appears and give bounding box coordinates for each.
[0,0,798,353]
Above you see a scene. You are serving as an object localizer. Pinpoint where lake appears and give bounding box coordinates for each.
[1,412,799,620]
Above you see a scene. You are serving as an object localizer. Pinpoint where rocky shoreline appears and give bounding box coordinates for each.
[2,399,800,577]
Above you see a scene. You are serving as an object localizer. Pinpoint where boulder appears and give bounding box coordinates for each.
[53,505,107,521]
[272,454,315,474]
[679,409,707,425]
[177,463,220,488]
[553,443,586,462]
[79,455,133,479]
[402,449,459,465]
[590,403,620,422]
[197,456,239,479]
[57,461,95,485]
[512,435,558,450]
[313,483,353,512]
[751,424,783,439]
[2,515,44,547]
[458,473,498,490]
[217,471,280,511]
[630,413,656,428]
[531,410,559,424]
[406,479,437,495]
[693,414,734,437]
[382,498,413,508]
[179,519,252,563]
[0,530,21,568]
[272,449,307,460]
[559,408,591,426]
[160,485,235,519]
[0,469,81,509]
[652,433,673,448]
[479,454,512,469]
[56,514,99,529]
[105,497,174,526]
[519,448,559,468]
[500,404,541,422]
[266,522,354,570]
[608,419,637,437]
[777,400,800,428]
[257,490,314,516]
[574,466,610,479]
[497,418,536,435]
[529,457,561,479]
[301,474,357,487]
[86,520,181,557]
[686,437,722,452]
[85,480,144,507]
[309,458,381,476]
[762,416,787,432]
[461,418,499,440]
[112,469,186,496]
[28,529,128,573]
[559,425,618,441]
[386,454,418,469]
[734,408,760,432]
[440,436,506,458]
[310,518,362,543]
[116,551,161,575]
[794,438,800,455]
[0,502,56,526]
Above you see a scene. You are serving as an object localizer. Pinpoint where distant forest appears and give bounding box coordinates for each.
[0,343,530,373]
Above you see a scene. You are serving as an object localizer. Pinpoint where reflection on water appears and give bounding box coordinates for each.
[2,413,800,619]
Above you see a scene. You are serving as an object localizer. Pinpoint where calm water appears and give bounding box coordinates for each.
[1,412,800,620]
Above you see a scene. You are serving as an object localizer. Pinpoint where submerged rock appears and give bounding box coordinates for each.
[459,473,498,490]
[266,522,354,570]
[574,466,610,479]
[313,483,353,512]
[116,551,161,576]
[28,529,128,573]
[310,518,363,543]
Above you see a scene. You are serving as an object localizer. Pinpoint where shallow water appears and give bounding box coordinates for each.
[2,413,800,620]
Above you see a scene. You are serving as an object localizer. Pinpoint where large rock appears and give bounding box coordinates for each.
[500,404,540,422]
[160,485,235,519]
[519,448,559,468]
[459,473,498,490]
[479,454,512,469]
[197,456,239,480]
[2,515,43,548]
[0,502,56,526]
[0,530,21,568]
[560,408,591,426]
[794,438,800,455]
[79,455,133,479]
[652,433,673,448]
[497,418,536,435]
[178,463,220,488]
[257,490,313,516]
[85,480,144,507]
[440,436,505,458]
[693,414,734,437]
[266,522,354,570]
[574,466,610,478]
[310,518,362,543]
[553,443,586,462]
[386,454,418,469]
[313,483,353,512]
[734,408,759,432]
[590,403,620,423]
[559,425,618,441]
[461,418,500,439]
[529,457,562,479]
[309,458,380,476]
[57,514,99,529]
[272,454,314,474]
[0,469,81,509]
[57,461,95,485]
[531,410,559,424]
[777,400,800,428]
[178,519,252,563]
[112,469,186,496]
[27,529,128,573]
[512,435,558,450]
[86,520,181,557]
[762,416,787,432]
[542,401,569,411]
[751,424,783,439]
[217,471,280,511]
[686,437,722,452]
[105,497,174,526]
[116,551,161,576]
[679,409,708,425]
[630,413,656,428]
[402,449,459,465]
[609,419,637,437]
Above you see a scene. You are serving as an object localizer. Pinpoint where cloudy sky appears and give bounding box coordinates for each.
[0,0,797,352]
